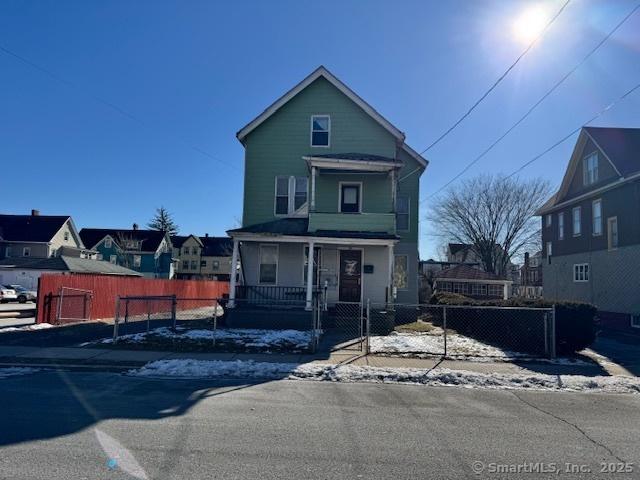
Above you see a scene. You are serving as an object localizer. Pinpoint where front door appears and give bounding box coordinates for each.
[339,250,362,302]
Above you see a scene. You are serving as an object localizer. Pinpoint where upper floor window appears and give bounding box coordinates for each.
[182,247,189,255]
[546,215,552,227]
[200,260,207,268]
[64,231,69,241]
[96,253,103,261]
[340,183,361,213]
[104,238,112,248]
[23,247,30,257]
[583,152,598,186]
[574,263,589,282]
[558,212,564,240]
[133,255,142,267]
[572,206,581,236]
[275,176,308,215]
[608,217,618,250]
[182,260,189,270]
[191,246,198,255]
[212,260,220,269]
[396,196,410,231]
[190,260,197,270]
[592,199,602,236]
[311,115,330,147]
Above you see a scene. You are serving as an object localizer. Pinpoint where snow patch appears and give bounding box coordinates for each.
[129,359,640,394]
[0,323,54,333]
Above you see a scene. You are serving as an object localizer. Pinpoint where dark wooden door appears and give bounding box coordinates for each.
[339,250,362,302]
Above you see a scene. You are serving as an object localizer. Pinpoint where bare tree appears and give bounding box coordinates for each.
[428,175,550,276]
[114,232,142,269]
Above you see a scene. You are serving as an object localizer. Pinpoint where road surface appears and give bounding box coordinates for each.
[1,369,639,479]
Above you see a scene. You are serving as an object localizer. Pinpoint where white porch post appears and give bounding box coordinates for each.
[305,240,315,310]
[503,282,509,300]
[228,238,239,308]
[388,244,395,302]
[310,166,317,212]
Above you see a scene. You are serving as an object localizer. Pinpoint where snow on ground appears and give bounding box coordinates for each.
[0,323,54,333]
[97,326,313,350]
[0,367,39,378]
[369,332,585,364]
[129,359,640,394]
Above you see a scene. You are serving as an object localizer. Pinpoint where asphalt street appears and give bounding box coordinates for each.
[1,369,639,480]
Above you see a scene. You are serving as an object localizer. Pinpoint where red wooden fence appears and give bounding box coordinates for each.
[36,274,229,324]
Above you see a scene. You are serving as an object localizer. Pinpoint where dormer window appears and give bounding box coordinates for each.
[583,152,598,186]
[311,115,330,147]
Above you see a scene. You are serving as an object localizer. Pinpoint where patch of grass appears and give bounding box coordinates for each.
[395,321,435,333]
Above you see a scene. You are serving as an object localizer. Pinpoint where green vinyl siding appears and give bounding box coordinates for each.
[242,77,397,227]
[308,213,396,234]
[315,173,392,213]
[395,146,421,243]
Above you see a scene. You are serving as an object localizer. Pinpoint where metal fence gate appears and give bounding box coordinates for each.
[56,287,93,323]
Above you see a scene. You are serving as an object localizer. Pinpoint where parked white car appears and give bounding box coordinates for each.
[0,286,17,303]
[7,284,37,303]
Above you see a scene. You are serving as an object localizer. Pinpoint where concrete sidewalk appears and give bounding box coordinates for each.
[0,344,625,377]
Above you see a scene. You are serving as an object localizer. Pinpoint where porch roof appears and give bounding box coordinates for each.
[303,152,402,172]
[227,218,398,241]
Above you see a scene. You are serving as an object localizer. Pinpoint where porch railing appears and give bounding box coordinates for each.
[235,285,307,304]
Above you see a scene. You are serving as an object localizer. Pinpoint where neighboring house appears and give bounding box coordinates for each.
[0,210,93,260]
[514,251,543,298]
[172,234,233,281]
[433,264,512,300]
[537,126,640,333]
[227,66,428,311]
[79,225,174,279]
[447,243,484,264]
[0,256,141,289]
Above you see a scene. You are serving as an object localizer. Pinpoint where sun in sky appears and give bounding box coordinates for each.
[512,4,551,44]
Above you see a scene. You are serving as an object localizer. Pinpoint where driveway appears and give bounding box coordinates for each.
[0,370,638,479]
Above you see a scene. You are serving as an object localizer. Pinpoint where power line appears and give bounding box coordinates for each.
[421,1,640,202]
[0,43,239,171]
[506,80,640,178]
[417,0,571,155]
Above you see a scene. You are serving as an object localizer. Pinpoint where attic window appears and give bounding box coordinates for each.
[311,115,330,147]
[583,152,598,186]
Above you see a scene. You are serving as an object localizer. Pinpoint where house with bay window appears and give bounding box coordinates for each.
[537,126,640,333]
[227,66,427,315]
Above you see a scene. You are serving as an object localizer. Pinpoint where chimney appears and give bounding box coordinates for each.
[132,223,139,230]
[524,252,530,267]
[31,209,40,216]
[205,233,209,237]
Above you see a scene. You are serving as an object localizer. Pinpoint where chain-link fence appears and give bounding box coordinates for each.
[112,295,321,352]
[366,302,555,359]
[317,301,365,352]
[56,287,93,324]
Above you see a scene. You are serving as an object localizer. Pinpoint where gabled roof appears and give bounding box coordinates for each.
[435,264,506,281]
[79,228,168,252]
[201,236,233,256]
[0,256,142,276]
[0,214,70,243]
[538,127,640,214]
[235,66,428,168]
[170,234,203,249]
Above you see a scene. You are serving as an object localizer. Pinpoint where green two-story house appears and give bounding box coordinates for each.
[227,66,428,310]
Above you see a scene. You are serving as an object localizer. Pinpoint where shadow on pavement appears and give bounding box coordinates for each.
[587,331,640,376]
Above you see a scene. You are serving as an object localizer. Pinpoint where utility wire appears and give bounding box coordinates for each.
[0,43,239,171]
[506,80,640,178]
[417,0,571,155]
[422,1,640,202]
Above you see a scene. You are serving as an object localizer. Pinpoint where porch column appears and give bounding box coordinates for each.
[228,238,239,308]
[310,166,317,212]
[305,240,315,310]
[388,244,395,302]
[503,282,509,300]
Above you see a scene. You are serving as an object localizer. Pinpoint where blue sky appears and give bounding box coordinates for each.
[1,0,638,259]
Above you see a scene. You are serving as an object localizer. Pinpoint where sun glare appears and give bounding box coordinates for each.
[512,5,549,44]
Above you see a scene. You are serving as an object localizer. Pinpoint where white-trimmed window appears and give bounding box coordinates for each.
[487,284,503,297]
[546,215,552,227]
[573,263,589,282]
[182,247,189,255]
[310,115,330,147]
[64,231,69,241]
[259,244,278,284]
[396,196,410,231]
[558,212,564,240]
[192,246,198,255]
[212,260,220,269]
[340,183,361,213]
[608,217,618,250]
[583,152,598,186]
[96,253,103,261]
[275,176,308,215]
[572,207,581,236]
[182,260,189,270]
[133,255,142,268]
[105,238,112,248]
[190,260,197,270]
[393,254,408,290]
[200,260,207,268]
[592,199,602,236]
[22,247,30,257]
[546,241,552,257]
[109,255,117,264]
